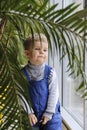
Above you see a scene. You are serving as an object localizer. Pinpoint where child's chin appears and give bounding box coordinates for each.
[36,62,44,65]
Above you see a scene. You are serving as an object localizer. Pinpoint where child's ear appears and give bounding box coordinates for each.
[24,50,30,59]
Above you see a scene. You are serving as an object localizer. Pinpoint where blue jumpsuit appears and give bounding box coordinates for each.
[22,65,62,130]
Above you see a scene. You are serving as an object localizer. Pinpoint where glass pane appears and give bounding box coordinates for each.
[62,55,84,127]
[64,0,83,10]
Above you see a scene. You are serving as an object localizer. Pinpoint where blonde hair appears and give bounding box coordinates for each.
[23,33,48,50]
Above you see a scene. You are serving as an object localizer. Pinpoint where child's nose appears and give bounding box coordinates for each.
[40,49,44,53]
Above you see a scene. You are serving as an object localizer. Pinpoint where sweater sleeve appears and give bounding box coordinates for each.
[43,68,59,119]
[19,95,34,114]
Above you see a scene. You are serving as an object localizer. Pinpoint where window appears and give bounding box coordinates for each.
[62,0,84,129]
[49,0,87,129]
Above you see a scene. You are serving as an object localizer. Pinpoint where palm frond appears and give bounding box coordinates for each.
[0,35,30,129]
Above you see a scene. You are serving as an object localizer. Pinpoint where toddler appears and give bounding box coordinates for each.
[22,33,62,130]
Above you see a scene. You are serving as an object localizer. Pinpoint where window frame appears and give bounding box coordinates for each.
[49,0,87,130]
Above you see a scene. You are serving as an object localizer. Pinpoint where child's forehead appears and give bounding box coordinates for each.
[29,33,47,41]
[34,41,48,47]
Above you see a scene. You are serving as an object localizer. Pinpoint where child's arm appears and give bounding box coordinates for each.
[43,68,59,120]
[19,95,38,125]
[19,95,34,114]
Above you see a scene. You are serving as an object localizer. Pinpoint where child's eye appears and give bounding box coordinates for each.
[44,49,47,52]
[35,48,40,50]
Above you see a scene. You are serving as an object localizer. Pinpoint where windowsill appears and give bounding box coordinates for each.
[61,107,83,130]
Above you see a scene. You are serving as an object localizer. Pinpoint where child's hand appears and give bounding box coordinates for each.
[41,115,50,125]
[28,114,38,126]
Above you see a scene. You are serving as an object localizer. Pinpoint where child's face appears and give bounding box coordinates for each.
[25,41,48,65]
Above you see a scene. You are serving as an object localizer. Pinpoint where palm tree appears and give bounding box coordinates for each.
[0,0,87,129]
